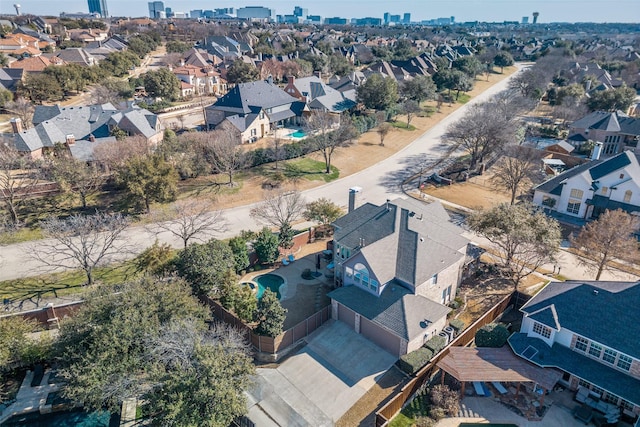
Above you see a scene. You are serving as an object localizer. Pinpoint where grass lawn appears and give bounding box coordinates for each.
[456,93,471,104]
[389,389,431,427]
[390,121,417,131]
[0,261,140,302]
[282,158,339,182]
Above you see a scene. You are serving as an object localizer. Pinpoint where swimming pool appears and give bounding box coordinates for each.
[288,129,306,138]
[3,409,117,426]
[254,273,285,299]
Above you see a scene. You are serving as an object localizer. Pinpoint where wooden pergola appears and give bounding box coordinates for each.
[437,346,562,404]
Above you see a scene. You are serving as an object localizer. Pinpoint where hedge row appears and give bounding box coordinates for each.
[449,319,465,334]
[474,323,510,348]
[424,335,447,354]
[397,347,434,375]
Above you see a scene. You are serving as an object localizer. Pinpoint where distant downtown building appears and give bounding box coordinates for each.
[87,0,108,17]
[236,6,274,21]
[148,1,165,19]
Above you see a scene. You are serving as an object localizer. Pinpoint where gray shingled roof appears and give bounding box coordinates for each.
[293,76,356,113]
[328,283,450,341]
[68,136,116,161]
[17,104,159,157]
[589,150,633,180]
[333,198,468,287]
[207,80,299,116]
[0,68,23,91]
[509,333,640,405]
[521,280,640,359]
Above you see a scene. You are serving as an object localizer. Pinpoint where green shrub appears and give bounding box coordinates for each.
[475,323,510,347]
[397,347,434,375]
[449,319,465,334]
[424,335,447,354]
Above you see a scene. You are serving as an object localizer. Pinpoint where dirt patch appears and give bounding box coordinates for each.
[422,180,512,210]
[336,365,407,427]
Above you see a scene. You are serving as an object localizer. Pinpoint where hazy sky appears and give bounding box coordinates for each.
[3,0,640,23]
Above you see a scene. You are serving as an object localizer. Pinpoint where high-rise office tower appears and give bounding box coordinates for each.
[403,13,411,24]
[293,6,308,18]
[148,1,165,19]
[87,0,108,17]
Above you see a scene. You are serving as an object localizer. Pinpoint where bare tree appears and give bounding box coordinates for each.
[401,100,421,128]
[270,131,284,170]
[92,136,150,172]
[34,212,130,285]
[47,155,106,209]
[250,190,306,230]
[468,203,561,288]
[177,114,186,130]
[5,98,34,129]
[570,209,640,280]
[202,128,248,186]
[160,52,183,68]
[148,199,227,248]
[443,102,515,169]
[0,142,41,225]
[376,122,392,146]
[490,145,543,205]
[304,111,357,174]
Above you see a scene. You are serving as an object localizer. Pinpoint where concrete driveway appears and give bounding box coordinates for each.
[246,320,397,426]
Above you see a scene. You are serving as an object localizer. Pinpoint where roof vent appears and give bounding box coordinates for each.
[593,290,599,296]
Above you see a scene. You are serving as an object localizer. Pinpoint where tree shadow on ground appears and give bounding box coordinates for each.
[376,152,452,194]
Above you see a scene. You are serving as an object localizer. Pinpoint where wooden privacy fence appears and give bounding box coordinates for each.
[204,296,331,355]
[375,291,529,426]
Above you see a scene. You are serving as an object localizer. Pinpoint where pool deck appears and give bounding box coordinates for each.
[241,240,333,303]
[0,369,60,424]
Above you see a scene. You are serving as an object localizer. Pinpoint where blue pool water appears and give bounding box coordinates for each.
[288,129,306,138]
[255,273,284,299]
[4,410,117,426]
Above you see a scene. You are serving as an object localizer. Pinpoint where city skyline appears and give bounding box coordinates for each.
[1,0,639,23]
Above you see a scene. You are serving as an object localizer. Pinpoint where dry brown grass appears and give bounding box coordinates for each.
[179,67,517,211]
[422,181,512,210]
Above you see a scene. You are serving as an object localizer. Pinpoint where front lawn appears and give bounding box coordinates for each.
[0,261,139,303]
[282,158,340,182]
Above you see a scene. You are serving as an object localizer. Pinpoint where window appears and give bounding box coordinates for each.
[251,128,257,136]
[567,200,581,215]
[621,399,634,411]
[603,393,619,405]
[588,342,603,358]
[575,337,588,352]
[601,186,608,195]
[570,188,584,199]
[603,348,617,364]
[532,322,552,339]
[624,190,632,203]
[617,354,632,371]
[578,379,591,389]
[590,385,604,398]
[620,173,625,179]
[432,274,438,285]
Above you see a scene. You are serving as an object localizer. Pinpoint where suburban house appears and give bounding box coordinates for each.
[508,280,640,423]
[8,55,66,73]
[327,197,470,357]
[205,79,306,143]
[533,150,640,220]
[172,64,226,96]
[283,76,356,113]
[8,103,162,159]
[567,111,640,157]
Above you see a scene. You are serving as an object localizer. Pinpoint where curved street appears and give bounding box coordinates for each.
[0,66,533,282]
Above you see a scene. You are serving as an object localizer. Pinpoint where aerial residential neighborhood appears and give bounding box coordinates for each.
[0,1,639,427]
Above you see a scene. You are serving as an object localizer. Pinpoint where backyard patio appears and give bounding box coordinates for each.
[241,239,335,329]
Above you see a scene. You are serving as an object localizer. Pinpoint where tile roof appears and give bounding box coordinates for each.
[509,333,640,406]
[328,283,450,341]
[520,280,640,359]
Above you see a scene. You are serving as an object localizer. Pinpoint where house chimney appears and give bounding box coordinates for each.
[89,134,95,142]
[65,134,75,145]
[287,75,295,84]
[314,71,322,80]
[10,117,23,133]
[348,186,362,213]
[591,141,602,160]
[584,79,592,92]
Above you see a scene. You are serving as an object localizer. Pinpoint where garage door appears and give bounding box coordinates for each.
[337,304,356,329]
[360,317,401,357]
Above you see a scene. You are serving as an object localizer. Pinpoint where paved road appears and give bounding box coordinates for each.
[0,67,523,282]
